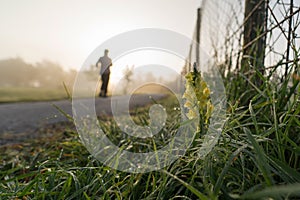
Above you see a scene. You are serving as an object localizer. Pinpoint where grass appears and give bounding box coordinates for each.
[0,87,69,103]
[1,62,300,199]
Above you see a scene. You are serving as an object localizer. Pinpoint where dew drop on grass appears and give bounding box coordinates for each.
[173,107,180,111]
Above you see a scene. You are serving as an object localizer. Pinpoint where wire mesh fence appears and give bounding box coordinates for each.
[183,0,300,87]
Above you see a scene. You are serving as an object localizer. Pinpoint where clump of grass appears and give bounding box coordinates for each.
[1,60,300,199]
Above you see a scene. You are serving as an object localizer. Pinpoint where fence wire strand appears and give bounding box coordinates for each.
[184,0,300,83]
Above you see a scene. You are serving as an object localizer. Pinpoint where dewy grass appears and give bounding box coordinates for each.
[1,62,300,199]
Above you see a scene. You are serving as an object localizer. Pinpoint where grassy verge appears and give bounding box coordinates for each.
[1,74,300,199]
[0,87,70,103]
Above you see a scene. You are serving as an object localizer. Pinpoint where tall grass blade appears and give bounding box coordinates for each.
[240,183,300,199]
[243,127,273,186]
[161,170,209,200]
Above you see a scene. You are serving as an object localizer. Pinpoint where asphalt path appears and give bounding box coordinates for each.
[0,94,165,145]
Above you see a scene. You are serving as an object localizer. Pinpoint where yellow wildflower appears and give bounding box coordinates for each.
[183,70,214,128]
[203,87,210,98]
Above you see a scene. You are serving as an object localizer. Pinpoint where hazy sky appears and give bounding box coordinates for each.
[0,0,201,71]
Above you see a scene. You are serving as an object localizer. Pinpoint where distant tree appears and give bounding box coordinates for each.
[0,57,36,87]
[122,65,134,94]
[0,57,77,89]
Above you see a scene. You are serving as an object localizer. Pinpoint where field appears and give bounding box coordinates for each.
[0,87,70,103]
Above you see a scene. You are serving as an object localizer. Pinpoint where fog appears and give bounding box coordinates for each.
[0,57,76,89]
[0,57,181,99]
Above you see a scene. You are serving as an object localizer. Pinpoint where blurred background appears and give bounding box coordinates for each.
[0,0,200,102]
[1,0,299,102]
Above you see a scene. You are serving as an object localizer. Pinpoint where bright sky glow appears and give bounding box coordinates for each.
[0,0,200,73]
[110,49,185,84]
